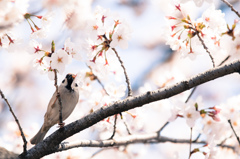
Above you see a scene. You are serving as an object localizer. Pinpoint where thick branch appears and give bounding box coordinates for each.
[20,60,240,159]
[0,147,19,159]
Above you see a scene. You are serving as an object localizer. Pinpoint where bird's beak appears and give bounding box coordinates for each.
[71,74,77,79]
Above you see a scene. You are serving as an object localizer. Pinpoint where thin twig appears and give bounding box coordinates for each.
[184,55,230,103]
[189,127,193,159]
[109,115,118,139]
[96,78,109,96]
[123,119,131,135]
[56,132,234,152]
[102,35,132,96]
[193,133,201,142]
[0,24,13,30]
[0,89,28,155]
[219,135,232,146]
[87,65,109,95]
[91,148,109,158]
[221,0,240,18]
[119,113,132,135]
[156,122,169,140]
[157,122,169,135]
[228,119,240,145]
[87,65,130,139]
[185,87,197,103]
[112,48,132,97]
[91,149,104,158]
[54,70,64,127]
[196,32,215,68]
[219,55,230,66]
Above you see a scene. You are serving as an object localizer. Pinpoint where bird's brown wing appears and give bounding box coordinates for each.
[42,91,58,131]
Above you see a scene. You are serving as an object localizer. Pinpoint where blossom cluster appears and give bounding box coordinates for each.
[165,91,240,158]
[29,38,81,80]
[163,93,240,158]
[2,0,240,159]
[180,0,213,7]
[26,6,132,82]
[0,0,28,50]
[166,2,240,68]
[0,0,28,29]
[167,4,227,59]
[85,6,131,65]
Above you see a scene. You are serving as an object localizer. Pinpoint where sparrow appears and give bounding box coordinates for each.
[30,73,79,145]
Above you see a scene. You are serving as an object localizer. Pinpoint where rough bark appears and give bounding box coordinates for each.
[17,60,240,158]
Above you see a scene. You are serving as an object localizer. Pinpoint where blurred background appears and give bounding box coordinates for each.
[1,0,240,158]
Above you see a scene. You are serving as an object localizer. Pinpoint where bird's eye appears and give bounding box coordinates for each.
[75,83,78,87]
[62,79,65,83]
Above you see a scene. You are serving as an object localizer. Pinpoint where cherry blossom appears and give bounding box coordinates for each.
[201,5,226,34]
[3,1,240,158]
[204,135,218,159]
[28,40,43,55]
[24,12,54,39]
[105,83,126,99]
[165,3,228,61]
[51,49,71,74]
[183,104,201,127]
[180,0,213,7]
[168,106,181,122]
[41,12,54,27]
[84,6,131,66]
[64,38,82,61]
[85,18,105,41]
[0,0,29,28]
[110,24,131,49]
[30,27,48,39]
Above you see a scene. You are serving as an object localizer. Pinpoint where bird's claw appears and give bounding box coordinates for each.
[58,122,65,128]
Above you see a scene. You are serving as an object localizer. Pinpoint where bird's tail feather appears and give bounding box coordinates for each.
[30,126,49,145]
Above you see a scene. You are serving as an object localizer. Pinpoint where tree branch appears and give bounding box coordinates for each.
[109,115,118,139]
[221,0,240,18]
[87,65,109,95]
[54,70,64,127]
[196,32,215,67]
[189,127,193,159]
[0,147,19,159]
[184,55,230,103]
[123,118,131,135]
[56,132,233,152]
[228,119,240,145]
[56,133,203,150]
[89,64,130,139]
[157,122,169,135]
[96,77,109,95]
[193,133,201,142]
[219,55,230,66]
[112,48,132,97]
[0,89,28,156]
[20,60,240,158]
